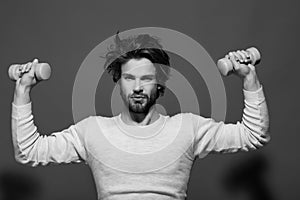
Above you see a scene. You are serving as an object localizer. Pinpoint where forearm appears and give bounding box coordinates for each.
[243,68,261,91]
[13,85,31,106]
[11,103,40,166]
[242,69,269,138]
[242,86,269,141]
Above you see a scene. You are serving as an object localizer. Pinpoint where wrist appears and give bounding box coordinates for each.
[15,84,31,95]
[243,71,261,91]
[14,85,31,106]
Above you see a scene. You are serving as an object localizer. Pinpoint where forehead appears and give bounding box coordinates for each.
[121,58,156,76]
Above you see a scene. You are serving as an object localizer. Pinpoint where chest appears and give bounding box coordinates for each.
[84,116,195,173]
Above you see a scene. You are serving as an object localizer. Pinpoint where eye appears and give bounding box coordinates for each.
[142,77,154,81]
[124,76,134,80]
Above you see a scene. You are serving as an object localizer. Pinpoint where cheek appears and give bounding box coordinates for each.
[120,81,132,95]
[144,83,157,94]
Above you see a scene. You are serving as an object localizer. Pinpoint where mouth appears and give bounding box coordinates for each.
[132,97,145,100]
[131,95,146,101]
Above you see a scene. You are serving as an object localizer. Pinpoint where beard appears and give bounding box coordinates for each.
[121,89,159,114]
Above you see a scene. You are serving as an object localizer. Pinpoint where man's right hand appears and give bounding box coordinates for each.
[16,59,40,89]
[13,59,40,106]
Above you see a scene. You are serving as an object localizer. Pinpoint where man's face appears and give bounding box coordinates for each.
[119,58,159,113]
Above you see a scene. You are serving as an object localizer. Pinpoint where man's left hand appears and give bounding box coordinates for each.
[227,50,261,91]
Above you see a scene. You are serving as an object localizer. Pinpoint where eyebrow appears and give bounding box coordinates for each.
[122,73,156,78]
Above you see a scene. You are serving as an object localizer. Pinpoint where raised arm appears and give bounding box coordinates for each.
[11,59,87,166]
[192,49,270,158]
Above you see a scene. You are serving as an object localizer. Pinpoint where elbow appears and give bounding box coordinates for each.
[242,123,271,150]
[14,150,39,167]
[249,129,271,149]
[257,132,271,147]
[260,109,270,146]
[245,117,271,149]
[259,120,271,146]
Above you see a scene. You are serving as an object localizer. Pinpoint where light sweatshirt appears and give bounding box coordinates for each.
[11,87,269,200]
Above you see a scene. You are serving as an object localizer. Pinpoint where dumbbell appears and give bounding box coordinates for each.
[217,47,261,76]
[8,62,51,81]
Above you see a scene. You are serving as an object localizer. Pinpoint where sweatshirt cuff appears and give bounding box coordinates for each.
[11,102,32,118]
[243,86,265,103]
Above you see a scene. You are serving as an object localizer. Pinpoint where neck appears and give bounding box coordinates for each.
[121,105,160,126]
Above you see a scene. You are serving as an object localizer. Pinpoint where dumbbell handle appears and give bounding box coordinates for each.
[8,63,51,81]
[217,47,261,76]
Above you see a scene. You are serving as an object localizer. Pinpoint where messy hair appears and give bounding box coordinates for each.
[103,32,170,96]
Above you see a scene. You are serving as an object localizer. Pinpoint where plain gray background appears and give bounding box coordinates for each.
[0,0,299,199]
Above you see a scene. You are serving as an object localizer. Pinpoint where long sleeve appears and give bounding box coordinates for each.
[192,86,270,159]
[11,102,88,167]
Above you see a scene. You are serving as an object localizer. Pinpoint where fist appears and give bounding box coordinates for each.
[226,50,256,78]
[15,59,40,89]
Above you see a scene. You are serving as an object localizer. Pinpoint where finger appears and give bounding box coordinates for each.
[33,58,39,63]
[18,64,23,73]
[27,62,34,72]
[27,63,36,77]
[241,50,250,58]
[229,51,240,61]
[228,52,238,61]
[247,63,255,71]
[236,50,246,62]
[31,59,38,68]
[241,50,251,62]
[20,64,24,73]
[228,52,240,71]
[231,52,243,68]
[21,63,29,73]
[31,58,38,71]
[24,58,37,73]
[28,59,38,77]
[25,63,31,72]
[233,51,244,63]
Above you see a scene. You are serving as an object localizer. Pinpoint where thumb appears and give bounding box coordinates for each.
[238,64,251,75]
[247,63,256,71]
[27,58,38,78]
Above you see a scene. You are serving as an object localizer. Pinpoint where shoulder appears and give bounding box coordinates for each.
[169,112,205,119]
[74,115,117,132]
[168,112,206,127]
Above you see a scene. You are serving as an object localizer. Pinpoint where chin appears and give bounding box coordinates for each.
[129,103,148,113]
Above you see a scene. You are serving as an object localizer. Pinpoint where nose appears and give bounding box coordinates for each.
[133,79,144,93]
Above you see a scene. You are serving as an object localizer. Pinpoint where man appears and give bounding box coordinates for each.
[11,33,270,200]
